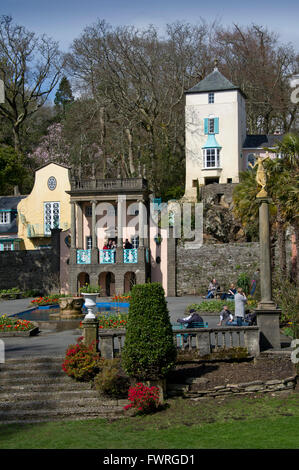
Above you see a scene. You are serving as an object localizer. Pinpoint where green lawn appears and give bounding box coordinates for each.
[0,394,298,449]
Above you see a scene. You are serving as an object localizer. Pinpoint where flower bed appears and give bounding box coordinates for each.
[98,313,128,329]
[112,294,131,303]
[187,297,258,314]
[0,314,38,336]
[30,295,60,307]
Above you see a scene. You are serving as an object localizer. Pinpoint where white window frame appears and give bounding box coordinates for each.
[86,236,92,249]
[131,236,139,249]
[203,148,220,169]
[0,212,11,224]
[44,202,60,236]
[208,118,215,134]
[208,92,214,104]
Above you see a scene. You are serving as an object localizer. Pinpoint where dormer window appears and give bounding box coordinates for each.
[208,92,214,103]
[0,211,11,224]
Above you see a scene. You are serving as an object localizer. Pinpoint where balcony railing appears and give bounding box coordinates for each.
[76,248,138,264]
[100,249,116,264]
[124,248,138,263]
[77,249,91,264]
[70,177,148,192]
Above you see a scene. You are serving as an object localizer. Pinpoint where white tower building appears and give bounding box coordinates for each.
[184,66,247,200]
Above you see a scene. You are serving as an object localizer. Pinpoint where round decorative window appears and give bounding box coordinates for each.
[47,176,57,191]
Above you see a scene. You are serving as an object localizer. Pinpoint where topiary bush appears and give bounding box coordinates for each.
[122,282,177,380]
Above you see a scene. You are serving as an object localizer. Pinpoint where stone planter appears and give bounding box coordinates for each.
[0,326,39,337]
[58,296,84,318]
[82,292,98,319]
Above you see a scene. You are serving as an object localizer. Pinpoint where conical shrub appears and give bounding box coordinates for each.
[122,283,177,380]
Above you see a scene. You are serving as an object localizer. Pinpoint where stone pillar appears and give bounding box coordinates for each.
[82,318,99,353]
[91,200,99,264]
[244,327,260,357]
[77,203,83,249]
[117,195,125,248]
[70,201,77,265]
[195,330,210,356]
[98,330,115,359]
[167,226,177,297]
[138,199,145,247]
[255,197,281,350]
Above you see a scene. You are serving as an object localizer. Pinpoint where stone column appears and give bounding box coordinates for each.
[117,196,125,248]
[82,318,99,353]
[70,201,77,265]
[138,199,145,247]
[77,202,83,249]
[255,197,281,350]
[91,200,99,264]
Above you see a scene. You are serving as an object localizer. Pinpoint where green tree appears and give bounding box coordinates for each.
[122,283,177,380]
[0,146,27,194]
[54,76,74,117]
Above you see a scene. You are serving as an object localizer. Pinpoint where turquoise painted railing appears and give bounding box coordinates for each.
[124,248,138,263]
[77,249,91,264]
[100,249,116,264]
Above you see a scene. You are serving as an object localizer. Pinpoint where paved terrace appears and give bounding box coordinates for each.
[0,296,291,360]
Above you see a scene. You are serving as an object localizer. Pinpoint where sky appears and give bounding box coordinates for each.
[2,0,299,52]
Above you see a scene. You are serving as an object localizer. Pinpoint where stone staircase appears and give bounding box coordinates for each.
[0,356,127,424]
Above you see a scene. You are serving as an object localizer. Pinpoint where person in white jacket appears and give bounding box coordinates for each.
[234,288,247,326]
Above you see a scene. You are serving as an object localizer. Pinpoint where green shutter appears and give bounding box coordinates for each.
[214,117,219,134]
[204,118,208,134]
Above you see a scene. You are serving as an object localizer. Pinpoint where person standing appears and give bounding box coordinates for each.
[250,269,260,296]
[234,288,247,326]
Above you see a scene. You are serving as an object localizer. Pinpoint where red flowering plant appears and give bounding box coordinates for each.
[0,314,35,332]
[30,295,60,306]
[62,341,102,381]
[97,313,128,329]
[124,382,160,414]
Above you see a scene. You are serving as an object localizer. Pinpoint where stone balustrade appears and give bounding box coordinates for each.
[70,177,148,192]
[94,326,260,359]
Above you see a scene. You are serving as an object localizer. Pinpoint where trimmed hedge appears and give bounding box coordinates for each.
[122,283,177,380]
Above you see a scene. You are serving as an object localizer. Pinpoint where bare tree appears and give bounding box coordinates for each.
[0,15,63,151]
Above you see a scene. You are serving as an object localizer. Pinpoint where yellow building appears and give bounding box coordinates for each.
[18,163,71,249]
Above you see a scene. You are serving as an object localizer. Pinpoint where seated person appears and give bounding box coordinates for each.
[177,309,204,327]
[245,311,256,326]
[217,305,234,326]
[206,278,219,299]
[221,283,237,300]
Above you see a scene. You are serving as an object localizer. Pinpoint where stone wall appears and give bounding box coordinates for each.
[167,375,297,399]
[176,242,260,295]
[0,229,61,293]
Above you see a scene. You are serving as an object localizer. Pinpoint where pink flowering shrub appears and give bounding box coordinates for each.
[124,382,160,414]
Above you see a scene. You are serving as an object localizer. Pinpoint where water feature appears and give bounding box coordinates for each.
[13,302,129,332]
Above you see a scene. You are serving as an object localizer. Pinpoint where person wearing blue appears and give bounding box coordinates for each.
[206,278,219,299]
[234,288,247,326]
[221,283,236,300]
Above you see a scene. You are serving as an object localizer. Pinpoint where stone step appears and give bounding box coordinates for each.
[0,397,105,411]
[0,362,65,372]
[1,357,65,365]
[0,369,66,379]
[0,406,125,423]
[0,389,99,401]
[0,375,79,386]
[0,381,93,393]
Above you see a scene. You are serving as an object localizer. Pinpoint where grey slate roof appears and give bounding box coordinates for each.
[186,68,245,96]
[0,195,26,235]
[243,134,284,149]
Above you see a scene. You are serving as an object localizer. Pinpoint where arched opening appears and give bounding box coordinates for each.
[99,272,115,297]
[77,272,90,292]
[124,272,136,293]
